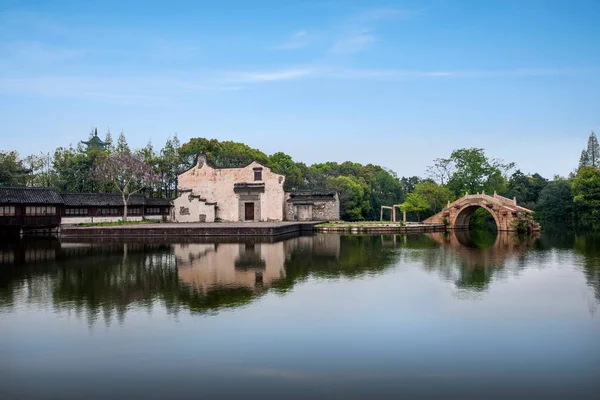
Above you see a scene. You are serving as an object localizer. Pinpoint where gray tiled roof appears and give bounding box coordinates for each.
[145,197,171,206]
[0,187,63,204]
[62,193,147,207]
[0,187,171,207]
[287,190,337,203]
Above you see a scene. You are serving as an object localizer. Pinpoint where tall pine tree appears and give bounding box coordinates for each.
[115,131,131,156]
[587,131,600,167]
[579,149,591,169]
[579,131,600,169]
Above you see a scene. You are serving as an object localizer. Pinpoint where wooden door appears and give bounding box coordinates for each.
[297,205,311,221]
[244,202,254,221]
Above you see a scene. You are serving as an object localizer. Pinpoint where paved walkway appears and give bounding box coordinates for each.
[64,221,320,230]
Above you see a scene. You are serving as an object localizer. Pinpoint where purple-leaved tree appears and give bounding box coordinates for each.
[91,154,161,222]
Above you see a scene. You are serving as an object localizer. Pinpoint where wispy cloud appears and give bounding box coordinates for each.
[223,67,322,83]
[0,67,587,106]
[273,30,312,50]
[327,7,412,56]
[352,7,414,24]
[222,66,586,83]
[0,41,86,64]
[0,76,243,106]
[329,30,376,54]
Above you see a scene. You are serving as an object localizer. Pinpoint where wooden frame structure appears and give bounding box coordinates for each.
[380,204,406,223]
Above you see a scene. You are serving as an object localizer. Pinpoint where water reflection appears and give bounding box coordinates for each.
[423,230,540,292]
[1,230,599,327]
[2,231,599,400]
[0,235,398,326]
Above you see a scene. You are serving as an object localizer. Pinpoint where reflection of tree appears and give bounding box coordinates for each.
[0,234,399,326]
[573,234,600,301]
[272,235,397,292]
[414,230,540,292]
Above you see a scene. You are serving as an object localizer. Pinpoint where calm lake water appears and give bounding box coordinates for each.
[1,230,599,400]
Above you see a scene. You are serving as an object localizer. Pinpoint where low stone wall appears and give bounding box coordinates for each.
[61,216,144,225]
[315,223,445,234]
[61,222,320,237]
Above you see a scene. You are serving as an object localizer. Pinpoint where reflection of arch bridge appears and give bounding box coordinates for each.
[423,192,540,231]
[425,230,540,269]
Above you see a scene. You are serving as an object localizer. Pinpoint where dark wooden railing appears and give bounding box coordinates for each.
[0,216,61,228]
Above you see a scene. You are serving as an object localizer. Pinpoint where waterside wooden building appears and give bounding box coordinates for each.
[0,187,171,232]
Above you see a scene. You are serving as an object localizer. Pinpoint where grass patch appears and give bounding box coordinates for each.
[319,221,405,227]
[76,220,156,227]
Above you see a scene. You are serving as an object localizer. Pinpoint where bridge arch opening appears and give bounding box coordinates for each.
[454,205,499,231]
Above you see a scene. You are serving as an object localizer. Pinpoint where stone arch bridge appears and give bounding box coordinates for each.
[423,192,540,232]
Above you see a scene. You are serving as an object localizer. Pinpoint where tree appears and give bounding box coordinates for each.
[158,135,182,199]
[579,131,600,169]
[115,131,131,156]
[426,158,453,185]
[368,168,405,220]
[23,152,54,187]
[179,138,269,169]
[91,154,161,221]
[529,173,549,204]
[587,131,600,168]
[399,176,421,194]
[572,166,600,222]
[579,149,591,169]
[52,146,96,192]
[104,130,115,153]
[536,179,573,222]
[439,148,514,196]
[413,180,453,214]
[401,192,429,222]
[0,151,29,186]
[269,152,304,190]
[325,176,366,221]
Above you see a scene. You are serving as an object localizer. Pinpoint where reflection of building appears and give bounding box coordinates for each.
[174,242,287,292]
[174,154,340,223]
[173,234,344,292]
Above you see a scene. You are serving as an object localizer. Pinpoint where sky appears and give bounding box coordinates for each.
[1,0,599,179]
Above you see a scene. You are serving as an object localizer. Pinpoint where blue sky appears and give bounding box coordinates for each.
[1,0,599,178]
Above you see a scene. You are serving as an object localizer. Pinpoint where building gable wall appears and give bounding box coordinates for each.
[177,155,286,222]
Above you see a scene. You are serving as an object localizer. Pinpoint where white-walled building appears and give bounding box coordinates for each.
[173,154,340,223]
[174,154,286,222]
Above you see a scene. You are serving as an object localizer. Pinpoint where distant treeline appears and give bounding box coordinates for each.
[1,130,599,224]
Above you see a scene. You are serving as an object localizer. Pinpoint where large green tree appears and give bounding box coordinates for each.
[413,180,453,214]
[572,166,600,222]
[507,170,548,208]
[401,192,429,222]
[0,151,29,186]
[179,138,269,169]
[268,152,305,191]
[157,135,182,199]
[536,179,573,222]
[436,148,514,196]
[325,175,367,221]
[23,152,54,188]
[579,131,600,169]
